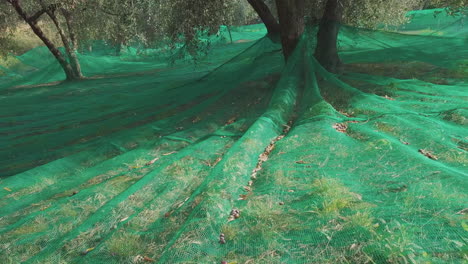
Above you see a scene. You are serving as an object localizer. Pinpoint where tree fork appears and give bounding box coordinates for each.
[39,0,82,79]
[8,0,77,80]
[247,0,280,36]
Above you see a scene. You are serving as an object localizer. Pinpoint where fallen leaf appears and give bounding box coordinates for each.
[81,247,95,255]
[192,116,201,123]
[143,256,154,262]
[400,139,410,145]
[258,153,268,162]
[333,123,348,133]
[120,217,129,222]
[226,117,237,125]
[162,151,177,156]
[418,149,438,160]
[146,157,159,165]
[210,157,222,167]
[238,194,248,200]
[3,187,12,192]
[339,111,352,117]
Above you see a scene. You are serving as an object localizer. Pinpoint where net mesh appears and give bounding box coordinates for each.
[0,9,467,264]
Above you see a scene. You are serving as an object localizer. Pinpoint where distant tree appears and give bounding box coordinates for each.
[419,0,466,13]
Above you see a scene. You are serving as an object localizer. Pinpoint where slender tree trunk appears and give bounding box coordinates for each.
[227,26,233,44]
[314,0,343,73]
[8,0,77,80]
[44,5,83,79]
[61,8,83,77]
[247,0,280,36]
[275,0,305,60]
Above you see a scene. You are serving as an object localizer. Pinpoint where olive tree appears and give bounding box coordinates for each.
[1,0,164,80]
[2,0,90,80]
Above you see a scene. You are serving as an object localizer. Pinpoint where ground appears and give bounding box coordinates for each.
[0,17,467,264]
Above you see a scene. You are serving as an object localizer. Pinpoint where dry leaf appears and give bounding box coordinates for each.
[81,247,95,255]
[400,139,410,145]
[3,187,12,192]
[333,123,348,133]
[212,157,222,167]
[226,117,237,125]
[192,116,201,123]
[258,153,268,162]
[418,149,438,160]
[146,157,159,165]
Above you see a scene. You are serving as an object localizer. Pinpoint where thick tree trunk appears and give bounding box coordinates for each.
[314,0,343,73]
[275,0,305,60]
[247,0,280,36]
[9,0,77,80]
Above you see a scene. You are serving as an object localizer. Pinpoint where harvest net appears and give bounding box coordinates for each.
[0,9,467,264]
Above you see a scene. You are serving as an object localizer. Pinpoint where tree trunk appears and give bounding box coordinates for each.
[8,0,77,81]
[43,4,83,79]
[227,26,233,44]
[314,0,343,73]
[247,0,280,36]
[275,0,305,60]
[61,8,83,78]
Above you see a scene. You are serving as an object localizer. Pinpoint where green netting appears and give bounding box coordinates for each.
[0,9,467,264]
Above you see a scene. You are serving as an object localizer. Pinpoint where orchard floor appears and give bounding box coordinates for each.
[0,23,467,264]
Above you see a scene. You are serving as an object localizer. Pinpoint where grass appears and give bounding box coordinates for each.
[106,232,146,258]
[1,22,467,264]
[373,121,399,136]
[10,215,48,236]
[443,111,467,125]
[308,177,367,218]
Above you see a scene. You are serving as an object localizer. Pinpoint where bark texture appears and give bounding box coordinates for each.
[275,0,305,60]
[315,0,343,73]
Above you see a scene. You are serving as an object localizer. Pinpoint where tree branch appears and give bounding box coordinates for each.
[27,3,60,24]
[247,0,280,35]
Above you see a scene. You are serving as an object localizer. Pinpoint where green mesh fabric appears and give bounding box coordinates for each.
[0,10,467,264]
